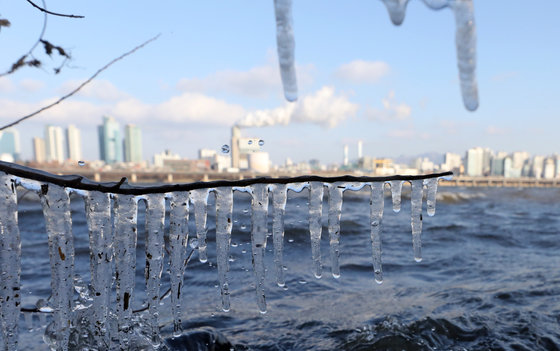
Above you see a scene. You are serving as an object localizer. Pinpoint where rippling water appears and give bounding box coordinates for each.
[13,186,560,350]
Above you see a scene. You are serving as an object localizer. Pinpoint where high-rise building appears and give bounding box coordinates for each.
[0,128,20,161]
[465,147,484,176]
[33,137,46,163]
[98,116,122,164]
[442,152,462,173]
[45,125,64,163]
[124,124,142,163]
[343,145,349,166]
[231,126,240,169]
[357,140,363,159]
[66,124,82,161]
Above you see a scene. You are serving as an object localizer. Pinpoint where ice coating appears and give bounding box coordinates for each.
[410,180,424,262]
[424,178,438,216]
[308,182,324,279]
[144,194,166,345]
[451,0,478,110]
[215,187,233,312]
[327,183,343,279]
[390,180,403,213]
[381,0,410,25]
[168,191,189,336]
[250,183,269,313]
[39,184,75,351]
[0,174,21,350]
[369,182,385,283]
[274,0,298,102]
[190,188,210,263]
[271,184,288,287]
[83,191,113,348]
[113,194,138,348]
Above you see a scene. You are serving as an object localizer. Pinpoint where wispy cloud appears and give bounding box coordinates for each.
[365,91,411,121]
[58,79,131,101]
[335,60,390,84]
[19,79,45,93]
[485,125,509,135]
[491,71,518,82]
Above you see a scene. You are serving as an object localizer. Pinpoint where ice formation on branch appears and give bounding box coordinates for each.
[273,0,478,110]
[0,162,450,350]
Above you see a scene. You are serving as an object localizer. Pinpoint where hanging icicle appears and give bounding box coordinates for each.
[390,180,403,213]
[250,183,269,314]
[168,191,189,336]
[327,183,343,279]
[271,184,288,287]
[39,183,75,351]
[274,0,298,102]
[191,188,210,263]
[410,180,424,262]
[0,173,21,351]
[369,182,385,284]
[308,182,324,279]
[215,187,234,312]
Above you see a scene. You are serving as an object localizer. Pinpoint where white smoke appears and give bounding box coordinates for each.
[236,86,357,128]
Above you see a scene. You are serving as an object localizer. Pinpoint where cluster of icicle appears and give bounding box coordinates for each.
[274,0,478,110]
[0,173,443,351]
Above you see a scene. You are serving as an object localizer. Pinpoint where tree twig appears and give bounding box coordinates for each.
[25,0,84,18]
[0,34,161,131]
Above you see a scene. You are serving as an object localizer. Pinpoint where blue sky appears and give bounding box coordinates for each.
[0,1,559,165]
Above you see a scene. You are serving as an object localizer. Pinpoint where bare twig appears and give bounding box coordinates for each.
[25,0,84,18]
[0,34,161,131]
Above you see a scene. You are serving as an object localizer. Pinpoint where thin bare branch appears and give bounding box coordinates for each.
[0,34,161,131]
[25,0,84,18]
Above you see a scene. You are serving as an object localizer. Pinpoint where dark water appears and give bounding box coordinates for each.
[13,186,560,350]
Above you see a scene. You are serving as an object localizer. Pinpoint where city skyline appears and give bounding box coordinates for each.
[0,2,559,164]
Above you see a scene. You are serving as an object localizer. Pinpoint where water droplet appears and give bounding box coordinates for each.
[240,225,247,230]
[231,242,238,248]
[287,239,294,243]
[298,279,307,285]
[221,145,230,154]
[228,256,235,262]
[242,208,249,214]
[248,140,253,145]
[189,238,199,249]
[241,249,247,254]
[258,139,264,147]
[78,160,85,167]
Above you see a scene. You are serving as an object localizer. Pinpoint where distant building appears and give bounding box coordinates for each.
[343,145,349,166]
[0,128,20,161]
[248,152,270,173]
[45,125,64,163]
[543,158,556,179]
[531,155,544,179]
[33,137,46,163]
[98,116,122,164]
[153,150,181,168]
[465,147,490,177]
[124,124,143,163]
[66,124,82,161]
[442,152,462,173]
[490,151,508,176]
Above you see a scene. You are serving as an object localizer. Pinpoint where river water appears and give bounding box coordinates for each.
[13,185,560,350]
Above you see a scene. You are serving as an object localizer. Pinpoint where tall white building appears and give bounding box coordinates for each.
[343,145,349,166]
[465,147,484,176]
[124,124,143,163]
[442,152,462,172]
[45,125,64,163]
[98,116,122,164]
[33,137,46,163]
[66,124,82,161]
[0,128,21,161]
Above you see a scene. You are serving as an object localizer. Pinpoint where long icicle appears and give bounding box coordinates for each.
[113,194,138,349]
[250,183,269,313]
[39,183,74,351]
[215,187,234,312]
[309,182,324,279]
[369,182,385,283]
[410,180,424,262]
[191,188,210,263]
[83,191,113,349]
[424,178,438,216]
[274,0,298,102]
[327,183,343,279]
[271,184,287,287]
[144,194,166,346]
[0,174,21,351]
[168,191,189,337]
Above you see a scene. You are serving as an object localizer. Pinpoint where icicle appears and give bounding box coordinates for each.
[271,184,287,286]
[215,187,233,312]
[144,194,166,346]
[190,189,210,263]
[381,0,410,25]
[327,183,343,279]
[0,174,21,351]
[308,182,324,279]
[369,182,385,283]
[113,194,138,349]
[451,0,478,111]
[390,180,403,213]
[410,180,424,262]
[83,191,113,349]
[424,178,438,216]
[421,0,449,10]
[250,183,269,313]
[274,0,298,102]
[39,183,74,351]
[168,191,189,336]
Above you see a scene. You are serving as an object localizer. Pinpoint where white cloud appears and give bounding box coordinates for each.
[237,86,358,128]
[59,79,131,101]
[387,129,430,139]
[176,62,315,98]
[0,78,15,93]
[19,79,45,92]
[365,91,411,121]
[335,60,390,84]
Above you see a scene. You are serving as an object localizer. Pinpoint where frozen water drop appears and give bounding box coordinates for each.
[240,224,247,230]
[287,239,294,243]
[78,160,85,167]
[248,140,253,145]
[258,139,264,147]
[298,279,307,285]
[221,145,230,154]
[231,242,238,248]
